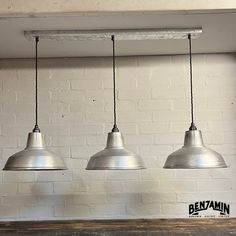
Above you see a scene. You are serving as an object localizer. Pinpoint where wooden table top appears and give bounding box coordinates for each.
[0,218,235,235]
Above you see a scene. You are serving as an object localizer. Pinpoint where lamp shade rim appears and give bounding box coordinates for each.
[3,167,67,171]
[163,165,228,169]
[86,166,146,170]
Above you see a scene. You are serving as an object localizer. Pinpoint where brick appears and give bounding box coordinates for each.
[159,181,197,192]
[124,181,159,193]
[0,113,15,125]
[209,121,236,132]
[118,111,152,123]
[19,206,54,219]
[138,55,170,68]
[71,146,103,159]
[18,183,53,194]
[105,123,137,134]
[52,135,86,146]
[118,89,151,100]
[88,181,124,193]
[139,145,173,156]
[70,100,104,112]
[124,134,154,145]
[175,169,211,179]
[53,182,88,194]
[39,79,70,91]
[0,183,18,196]
[86,134,107,145]
[127,203,161,215]
[141,169,175,180]
[161,203,188,216]
[50,67,75,81]
[65,158,88,169]
[0,136,18,147]
[203,131,224,144]
[17,90,50,104]
[71,79,102,90]
[209,144,236,156]
[66,194,107,205]
[50,112,84,125]
[139,122,171,134]
[73,170,105,181]
[197,180,232,191]
[0,55,235,220]
[40,125,70,136]
[3,172,35,183]
[153,110,189,122]
[210,169,233,179]
[224,132,236,144]
[16,112,49,125]
[0,206,18,219]
[2,148,21,160]
[70,124,104,135]
[152,87,186,99]
[49,147,71,158]
[142,192,176,203]
[51,90,85,102]
[1,195,39,206]
[177,192,213,202]
[103,76,137,89]
[106,170,140,181]
[1,69,17,91]
[195,110,222,121]
[85,111,112,123]
[105,100,136,112]
[213,192,236,203]
[55,205,90,217]
[86,89,114,102]
[84,68,110,82]
[138,100,172,111]
[91,203,126,217]
[47,103,70,113]
[36,195,68,206]
[35,171,72,182]
[207,97,236,110]
[2,103,33,114]
[170,121,209,133]
[107,193,141,204]
[0,91,17,104]
[154,133,183,145]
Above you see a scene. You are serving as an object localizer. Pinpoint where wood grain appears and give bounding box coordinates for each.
[0,218,235,235]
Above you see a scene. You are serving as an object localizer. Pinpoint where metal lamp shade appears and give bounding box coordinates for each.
[164,130,227,169]
[86,131,145,170]
[3,132,67,171]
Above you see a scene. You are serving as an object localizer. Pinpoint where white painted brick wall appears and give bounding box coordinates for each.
[0,53,235,220]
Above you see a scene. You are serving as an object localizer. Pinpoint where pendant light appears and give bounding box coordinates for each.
[3,37,67,171]
[86,35,145,170]
[164,34,227,169]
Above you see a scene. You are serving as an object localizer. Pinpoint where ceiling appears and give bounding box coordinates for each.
[0,11,236,58]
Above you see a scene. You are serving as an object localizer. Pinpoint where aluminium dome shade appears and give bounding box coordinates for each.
[86,131,145,170]
[3,132,67,171]
[163,130,227,169]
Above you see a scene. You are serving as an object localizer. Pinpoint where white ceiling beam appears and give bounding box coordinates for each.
[0,0,236,17]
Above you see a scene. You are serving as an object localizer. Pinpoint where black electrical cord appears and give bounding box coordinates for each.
[111,35,119,132]
[188,34,197,131]
[33,36,40,133]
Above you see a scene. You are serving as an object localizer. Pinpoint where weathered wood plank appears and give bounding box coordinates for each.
[0,219,235,236]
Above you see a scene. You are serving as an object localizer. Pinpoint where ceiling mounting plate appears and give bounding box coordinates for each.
[24,28,202,41]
